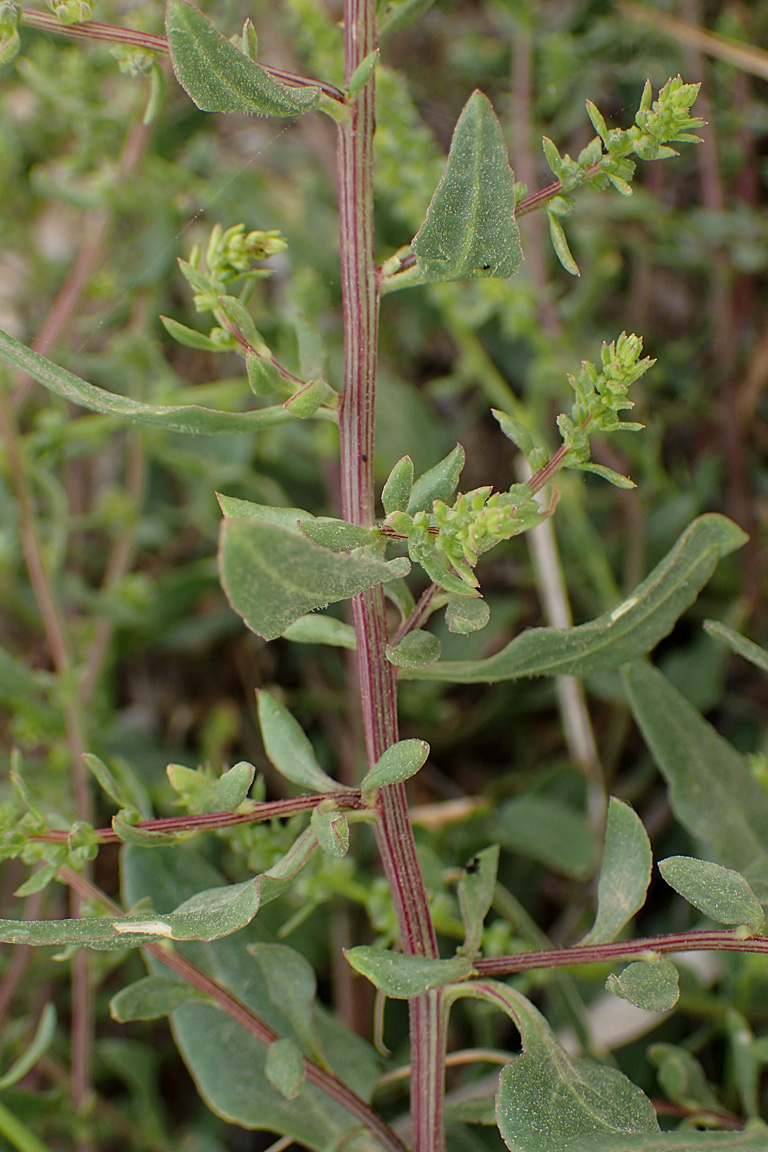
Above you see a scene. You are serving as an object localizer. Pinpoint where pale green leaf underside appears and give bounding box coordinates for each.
[110,976,207,1021]
[658,856,765,930]
[281,614,357,649]
[0,325,294,435]
[401,515,747,682]
[555,1132,768,1151]
[622,661,768,870]
[413,90,522,281]
[166,0,322,116]
[581,798,652,945]
[219,519,409,640]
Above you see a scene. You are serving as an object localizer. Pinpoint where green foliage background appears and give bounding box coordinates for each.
[0,0,767,1147]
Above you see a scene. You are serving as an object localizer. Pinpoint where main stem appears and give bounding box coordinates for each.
[336,4,445,1151]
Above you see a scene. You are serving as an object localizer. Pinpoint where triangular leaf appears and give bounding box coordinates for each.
[166,0,322,117]
[219,519,409,640]
[412,91,522,281]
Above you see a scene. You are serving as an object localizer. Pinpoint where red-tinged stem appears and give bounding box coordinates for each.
[336,1,443,1150]
[33,791,365,843]
[18,9,345,100]
[473,928,768,976]
[59,869,407,1152]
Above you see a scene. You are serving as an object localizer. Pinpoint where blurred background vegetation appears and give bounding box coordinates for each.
[0,0,767,1147]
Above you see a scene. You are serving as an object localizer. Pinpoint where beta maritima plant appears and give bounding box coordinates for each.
[1,6,767,1152]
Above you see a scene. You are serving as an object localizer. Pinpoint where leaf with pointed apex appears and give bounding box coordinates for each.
[446,595,490,634]
[220,519,409,640]
[247,943,325,1063]
[704,620,768,676]
[347,49,379,98]
[0,324,295,435]
[412,91,522,281]
[167,761,255,814]
[548,210,580,276]
[407,444,466,513]
[110,976,208,1022]
[160,315,222,352]
[581,798,652,945]
[607,958,679,1013]
[0,877,260,948]
[400,515,747,682]
[344,947,473,998]
[83,753,129,808]
[623,660,768,870]
[281,614,357,649]
[0,1004,56,1090]
[257,691,337,793]
[360,739,430,799]
[166,0,322,117]
[386,629,442,668]
[458,844,499,957]
[442,980,658,1151]
[217,493,309,529]
[299,518,377,551]
[382,456,414,516]
[658,857,765,931]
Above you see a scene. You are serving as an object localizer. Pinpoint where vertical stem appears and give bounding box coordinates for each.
[335,3,445,1150]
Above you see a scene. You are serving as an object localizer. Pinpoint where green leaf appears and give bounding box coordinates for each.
[293,314,326,381]
[310,804,349,857]
[83,754,129,808]
[266,1037,306,1099]
[446,595,490,634]
[543,1132,768,1151]
[257,691,338,793]
[246,351,287,396]
[166,0,322,117]
[344,946,473,997]
[386,629,442,668]
[704,620,768,676]
[548,210,580,276]
[281,614,357,649]
[458,844,499,957]
[443,980,658,1151]
[494,795,598,880]
[160,315,222,351]
[121,846,381,1148]
[491,408,547,470]
[581,798,652,945]
[217,493,310,528]
[412,91,522,282]
[0,324,297,435]
[219,519,409,640]
[400,515,747,682]
[0,876,260,948]
[407,444,466,513]
[381,456,414,516]
[606,958,679,1013]
[347,49,379,98]
[378,0,435,37]
[648,1043,720,1111]
[0,1004,56,1090]
[658,856,765,931]
[284,379,332,418]
[622,660,768,870]
[299,518,377,551]
[360,738,430,799]
[110,976,207,1021]
[112,811,190,847]
[246,943,325,1063]
[166,762,255,814]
